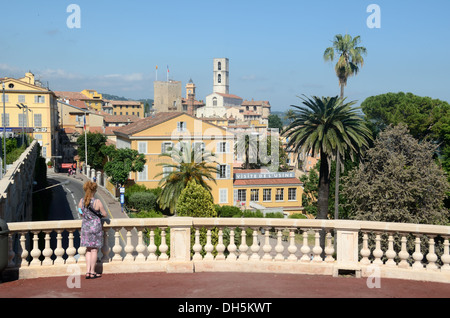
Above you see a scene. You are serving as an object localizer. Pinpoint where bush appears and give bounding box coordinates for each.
[215,205,243,217]
[242,209,264,218]
[289,213,308,219]
[128,192,157,212]
[265,212,285,218]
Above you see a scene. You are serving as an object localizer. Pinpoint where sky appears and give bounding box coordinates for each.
[0,0,449,112]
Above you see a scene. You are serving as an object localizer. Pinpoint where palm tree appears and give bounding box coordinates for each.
[282,95,372,220]
[155,142,219,214]
[324,34,367,219]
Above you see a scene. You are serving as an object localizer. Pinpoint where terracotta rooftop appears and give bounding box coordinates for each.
[103,114,141,123]
[54,91,91,100]
[216,93,243,100]
[114,112,184,136]
[233,178,302,186]
[108,100,142,106]
[242,99,271,107]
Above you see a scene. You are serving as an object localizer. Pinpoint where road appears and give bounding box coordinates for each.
[44,171,127,260]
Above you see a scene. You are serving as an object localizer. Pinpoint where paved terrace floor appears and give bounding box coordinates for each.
[1,271,449,299]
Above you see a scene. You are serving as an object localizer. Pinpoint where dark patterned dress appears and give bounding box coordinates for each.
[80,198,103,248]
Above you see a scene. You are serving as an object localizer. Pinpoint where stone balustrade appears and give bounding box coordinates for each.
[3,218,450,283]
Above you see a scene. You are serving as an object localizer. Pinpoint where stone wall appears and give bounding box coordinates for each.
[0,140,38,222]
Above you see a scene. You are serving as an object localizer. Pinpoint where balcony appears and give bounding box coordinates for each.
[4,217,450,284]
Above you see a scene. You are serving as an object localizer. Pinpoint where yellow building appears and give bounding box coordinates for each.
[57,100,105,165]
[114,112,235,205]
[233,168,304,216]
[109,100,145,118]
[0,72,58,162]
[80,89,103,111]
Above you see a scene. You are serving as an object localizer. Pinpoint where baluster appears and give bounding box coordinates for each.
[426,236,438,271]
[192,228,202,261]
[147,229,158,261]
[41,231,53,266]
[54,230,65,265]
[135,228,146,262]
[274,229,284,261]
[78,246,86,264]
[238,227,249,261]
[19,232,28,266]
[441,238,450,271]
[324,232,335,263]
[66,230,77,264]
[250,228,260,261]
[101,229,110,263]
[204,228,214,261]
[372,233,383,265]
[159,228,169,261]
[226,229,237,261]
[112,227,123,262]
[398,234,409,268]
[412,236,424,269]
[385,234,397,267]
[312,230,323,262]
[300,229,311,262]
[30,231,42,266]
[360,232,371,265]
[287,229,297,261]
[215,229,226,260]
[262,228,272,261]
[123,227,135,262]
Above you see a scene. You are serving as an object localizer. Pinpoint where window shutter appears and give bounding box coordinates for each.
[216,164,220,179]
[226,165,230,179]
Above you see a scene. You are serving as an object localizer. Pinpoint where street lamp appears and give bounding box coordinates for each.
[20,103,31,144]
[2,82,6,175]
[16,104,25,146]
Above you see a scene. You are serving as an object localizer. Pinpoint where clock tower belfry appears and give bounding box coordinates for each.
[213,58,229,94]
[186,78,196,98]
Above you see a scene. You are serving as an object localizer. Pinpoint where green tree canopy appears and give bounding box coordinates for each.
[76,132,107,170]
[361,92,450,141]
[342,124,449,225]
[176,180,217,217]
[102,145,146,186]
[268,114,283,131]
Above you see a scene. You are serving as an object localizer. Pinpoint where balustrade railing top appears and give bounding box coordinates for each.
[4,217,450,283]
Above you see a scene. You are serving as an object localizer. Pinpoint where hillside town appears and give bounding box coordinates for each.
[0,58,317,218]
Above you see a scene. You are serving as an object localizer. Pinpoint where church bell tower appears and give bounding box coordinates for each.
[213,58,229,95]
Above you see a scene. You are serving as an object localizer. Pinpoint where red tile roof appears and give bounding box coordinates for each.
[113,112,184,136]
[233,178,302,186]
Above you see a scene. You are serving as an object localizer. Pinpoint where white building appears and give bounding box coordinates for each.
[197,58,243,118]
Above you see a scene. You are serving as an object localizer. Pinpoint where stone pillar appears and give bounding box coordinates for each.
[96,171,102,185]
[167,217,193,273]
[333,221,361,277]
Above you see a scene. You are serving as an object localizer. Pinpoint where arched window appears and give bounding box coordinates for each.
[218,74,221,83]
[213,97,217,106]
[218,62,221,70]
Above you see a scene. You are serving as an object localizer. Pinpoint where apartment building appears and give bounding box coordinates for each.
[0,72,58,162]
[113,112,235,206]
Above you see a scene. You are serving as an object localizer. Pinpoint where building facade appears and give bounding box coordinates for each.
[114,112,235,206]
[0,72,58,162]
[233,169,304,216]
